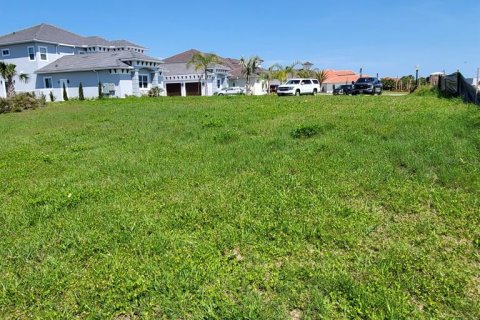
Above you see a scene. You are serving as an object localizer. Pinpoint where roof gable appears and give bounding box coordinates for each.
[163,49,202,63]
[36,51,162,74]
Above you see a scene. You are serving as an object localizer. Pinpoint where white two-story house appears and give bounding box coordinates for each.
[0,24,164,100]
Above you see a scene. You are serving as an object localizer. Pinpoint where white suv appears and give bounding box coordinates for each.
[277,79,320,96]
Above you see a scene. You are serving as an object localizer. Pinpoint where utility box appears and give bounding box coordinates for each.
[102,83,116,95]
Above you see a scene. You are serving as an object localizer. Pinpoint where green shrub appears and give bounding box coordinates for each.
[413,85,438,96]
[291,123,335,139]
[0,93,46,114]
[0,98,10,113]
[39,92,46,105]
[49,91,56,102]
[62,83,68,101]
[148,86,163,97]
[79,82,85,101]
[291,125,320,139]
[98,82,103,99]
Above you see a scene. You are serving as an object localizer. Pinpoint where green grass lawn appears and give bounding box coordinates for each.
[1,95,479,319]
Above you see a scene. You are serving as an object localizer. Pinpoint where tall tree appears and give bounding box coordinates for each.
[284,61,301,79]
[270,61,301,83]
[0,62,29,97]
[270,64,287,83]
[239,56,262,95]
[297,69,315,78]
[187,52,221,96]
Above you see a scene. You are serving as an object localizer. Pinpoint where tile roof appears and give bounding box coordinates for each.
[36,51,162,74]
[324,69,362,84]
[0,23,145,48]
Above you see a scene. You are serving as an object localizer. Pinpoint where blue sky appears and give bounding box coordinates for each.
[2,0,479,78]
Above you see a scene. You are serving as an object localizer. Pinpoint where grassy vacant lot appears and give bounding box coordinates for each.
[1,95,479,319]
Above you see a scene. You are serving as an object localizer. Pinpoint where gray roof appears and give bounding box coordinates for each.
[0,23,145,48]
[162,62,230,77]
[83,36,112,46]
[36,51,162,74]
[162,49,232,76]
[163,63,203,76]
[110,40,144,48]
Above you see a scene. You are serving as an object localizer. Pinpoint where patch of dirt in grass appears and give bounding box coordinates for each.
[410,296,425,313]
[289,308,303,320]
[225,247,244,262]
[466,275,480,301]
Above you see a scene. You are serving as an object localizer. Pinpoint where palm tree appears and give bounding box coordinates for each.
[270,61,301,83]
[0,62,29,97]
[187,52,221,96]
[313,69,328,88]
[297,68,315,79]
[239,56,262,95]
[284,61,301,79]
[270,64,287,83]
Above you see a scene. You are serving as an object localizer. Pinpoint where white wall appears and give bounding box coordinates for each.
[229,76,267,95]
[34,70,132,101]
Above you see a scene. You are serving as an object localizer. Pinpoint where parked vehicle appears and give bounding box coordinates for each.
[277,79,320,96]
[333,84,353,95]
[352,77,383,95]
[215,87,245,96]
[269,84,279,94]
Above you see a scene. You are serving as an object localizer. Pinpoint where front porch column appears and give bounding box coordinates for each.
[132,68,140,97]
[181,82,186,97]
[152,69,159,87]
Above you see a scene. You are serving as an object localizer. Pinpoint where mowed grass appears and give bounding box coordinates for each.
[0,95,479,319]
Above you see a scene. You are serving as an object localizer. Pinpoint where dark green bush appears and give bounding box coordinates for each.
[291,123,335,139]
[291,125,320,139]
[79,82,85,101]
[63,83,68,101]
[148,86,163,97]
[98,82,103,99]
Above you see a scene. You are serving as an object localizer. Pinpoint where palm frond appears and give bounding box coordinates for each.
[19,73,30,83]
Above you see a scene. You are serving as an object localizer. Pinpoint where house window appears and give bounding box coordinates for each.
[28,47,35,60]
[44,77,52,89]
[1,48,10,57]
[39,47,47,61]
[217,79,221,88]
[139,75,148,89]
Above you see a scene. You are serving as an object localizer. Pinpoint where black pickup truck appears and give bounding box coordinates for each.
[352,77,383,95]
